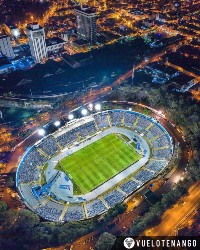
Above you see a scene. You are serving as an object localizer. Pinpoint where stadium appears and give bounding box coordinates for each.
[16,109,174,222]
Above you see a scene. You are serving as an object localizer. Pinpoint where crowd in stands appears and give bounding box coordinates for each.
[135,116,152,132]
[86,199,107,217]
[104,190,125,207]
[38,136,59,157]
[120,179,139,195]
[78,121,97,138]
[153,148,172,159]
[36,200,63,221]
[146,160,167,174]
[146,131,155,139]
[134,169,155,183]
[149,124,164,137]
[94,113,110,128]
[18,148,47,183]
[109,111,124,126]
[56,129,78,148]
[63,204,85,221]
[124,112,138,127]
[153,134,170,148]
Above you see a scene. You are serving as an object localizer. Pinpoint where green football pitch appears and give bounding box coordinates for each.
[56,133,141,194]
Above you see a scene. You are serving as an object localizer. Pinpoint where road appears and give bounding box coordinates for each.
[145,181,200,236]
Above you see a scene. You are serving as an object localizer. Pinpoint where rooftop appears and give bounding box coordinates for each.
[75,5,96,15]
[26,23,43,31]
[46,37,66,47]
[0,34,9,39]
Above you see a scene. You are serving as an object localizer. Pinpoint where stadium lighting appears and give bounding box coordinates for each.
[88,103,93,110]
[54,120,61,127]
[81,109,88,116]
[38,128,45,136]
[13,29,20,37]
[68,114,74,120]
[95,103,101,111]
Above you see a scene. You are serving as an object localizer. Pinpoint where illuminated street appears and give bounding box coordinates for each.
[145,181,200,236]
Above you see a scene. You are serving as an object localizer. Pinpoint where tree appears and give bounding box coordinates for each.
[95,232,116,250]
[0,209,19,231]
[15,209,40,231]
[6,176,15,188]
[130,220,146,236]
[0,201,7,212]
[58,221,89,244]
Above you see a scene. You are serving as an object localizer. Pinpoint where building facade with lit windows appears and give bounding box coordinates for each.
[26,22,47,63]
[0,35,15,59]
[75,5,97,45]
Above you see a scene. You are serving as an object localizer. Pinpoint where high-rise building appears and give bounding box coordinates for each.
[26,22,47,63]
[75,5,97,45]
[0,35,15,59]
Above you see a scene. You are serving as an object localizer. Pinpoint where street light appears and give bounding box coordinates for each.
[68,114,74,120]
[95,103,101,111]
[38,128,45,136]
[81,109,88,116]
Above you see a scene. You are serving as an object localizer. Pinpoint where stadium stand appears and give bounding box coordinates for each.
[86,199,107,217]
[20,183,40,208]
[134,169,155,183]
[124,111,138,127]
[145,160,167,174]
[153,148,172,159]
[152,134,170,148]
[135,116,152,132]
[38,136,59,157]
[18,147,47,183]
[109,110,124,126]
[78,121,97,138]
[148,124,164,137]
[56,129,78,147]
[36,200,63,221]
[63,204,85,221]
[94,113,110,128]
[103,190,125,207]
[120,179,139,195]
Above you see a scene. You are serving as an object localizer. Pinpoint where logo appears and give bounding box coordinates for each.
[124,237,135,249]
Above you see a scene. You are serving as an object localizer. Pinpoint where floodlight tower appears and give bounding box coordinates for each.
[95,103,101,111]
[68,114,74,120]
[38,128,46,136]
[81,108,88,116]
[54,121,61,127]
